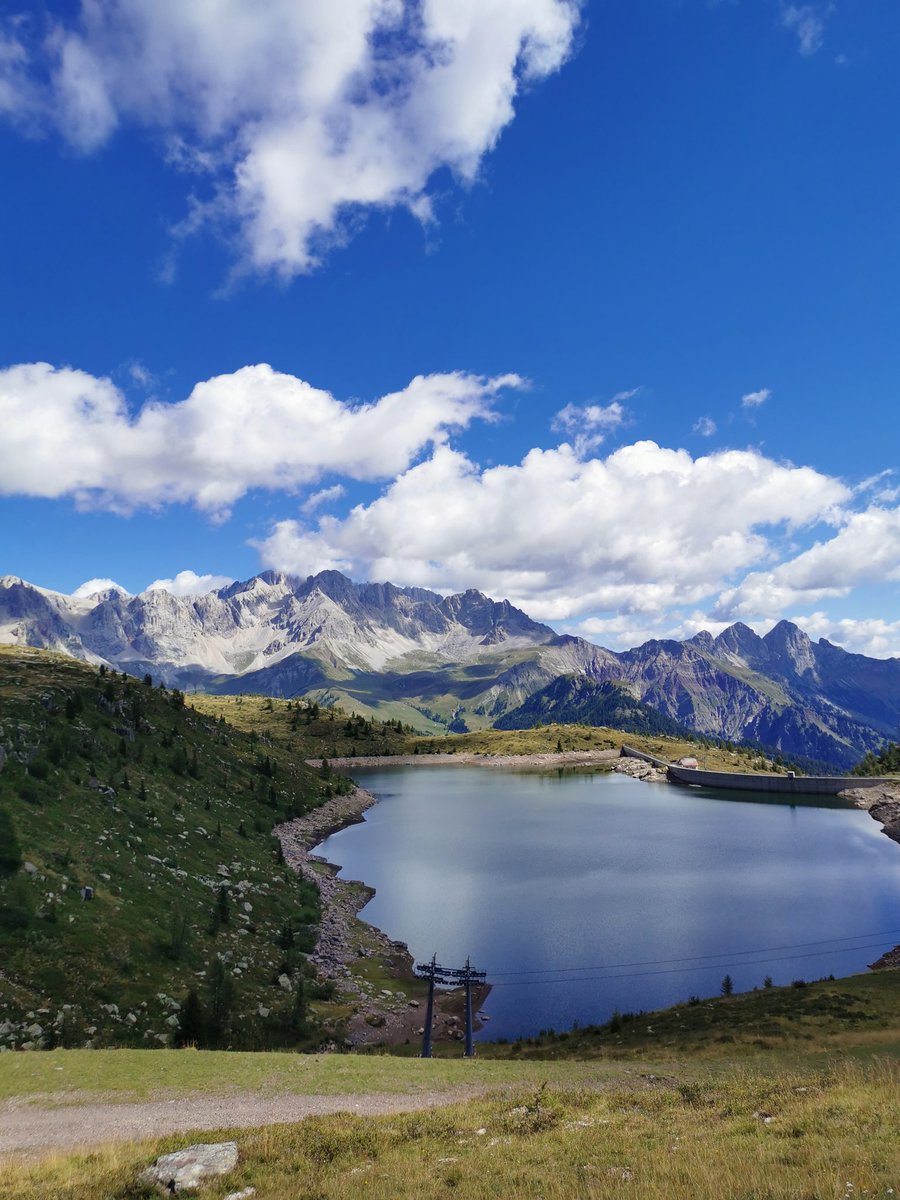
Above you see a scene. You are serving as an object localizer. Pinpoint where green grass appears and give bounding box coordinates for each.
[2,1061,899,1199]
[477,970,900,1065]
[402,723,787,775]
[0,1047,619,1103]
[0,648,345,1051]
[3,969,900,1198]
[189,682,800,777]
[2,971,898,1104]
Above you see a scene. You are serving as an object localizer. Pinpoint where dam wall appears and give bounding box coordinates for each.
[620,744,893,796]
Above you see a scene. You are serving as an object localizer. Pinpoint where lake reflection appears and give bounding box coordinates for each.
[313,767,900,1040]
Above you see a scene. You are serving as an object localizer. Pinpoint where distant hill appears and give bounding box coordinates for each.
[494,676,691,738]
[3,571,900,768]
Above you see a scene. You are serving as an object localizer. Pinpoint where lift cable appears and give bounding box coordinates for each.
[487,926,900,977]
[489,940,898,988]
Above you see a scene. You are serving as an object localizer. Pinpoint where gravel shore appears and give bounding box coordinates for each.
[274,790,486,1048]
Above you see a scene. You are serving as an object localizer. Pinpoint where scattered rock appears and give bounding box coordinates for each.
[140,1141,239,1192]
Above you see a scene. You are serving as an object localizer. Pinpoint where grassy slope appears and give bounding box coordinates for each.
[0,648,350,1051]
[2,971,898,1101]
[188,693,790,775]
[2,972,900,1197]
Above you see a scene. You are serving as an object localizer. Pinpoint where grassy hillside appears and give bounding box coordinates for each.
[189,693,799,776]
[478,969,900,1064]
[3,971,900,1198]
[0,647,350,1051]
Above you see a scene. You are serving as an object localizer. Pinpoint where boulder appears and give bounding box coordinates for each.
[140,1141,239,1191]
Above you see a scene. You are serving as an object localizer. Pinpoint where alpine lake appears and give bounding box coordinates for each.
[313,765,900,1041]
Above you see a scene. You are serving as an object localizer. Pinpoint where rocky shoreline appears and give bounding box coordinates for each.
[274,789,485,1048]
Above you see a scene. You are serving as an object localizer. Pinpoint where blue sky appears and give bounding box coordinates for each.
[1,0,899,655]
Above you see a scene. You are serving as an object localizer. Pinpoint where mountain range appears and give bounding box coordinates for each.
[2,570,898,769]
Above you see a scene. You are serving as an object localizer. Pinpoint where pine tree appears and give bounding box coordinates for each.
[0,809,23,876]
[176,989,206,1046]
[720,974,734,997]
[206,958,236,1048]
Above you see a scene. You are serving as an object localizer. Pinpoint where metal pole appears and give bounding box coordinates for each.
[421,956,436,1059]
[464,957,474,1058]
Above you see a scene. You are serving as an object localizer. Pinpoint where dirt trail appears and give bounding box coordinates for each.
[0,1087,488,1155]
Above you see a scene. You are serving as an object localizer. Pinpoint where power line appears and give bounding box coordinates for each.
[488,926,900,977]
[490,940,899,989]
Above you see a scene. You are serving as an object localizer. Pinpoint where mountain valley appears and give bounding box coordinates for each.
[2,571,899,769]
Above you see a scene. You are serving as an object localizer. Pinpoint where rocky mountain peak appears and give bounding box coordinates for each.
[763,619,817,677]
[687,630,715,652]
[713,621,763,659]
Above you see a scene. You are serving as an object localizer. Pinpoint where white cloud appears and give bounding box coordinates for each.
[0,361,519,515]
[741,387,771,409]
[256,440,849,623]
[781,5,829,56]
[552,398,628,456]
[715,505,900,620]
[792,613,900,660]
[145,570,233,597]
[2,0,581,277]
[127,362,154,389]
[72,577,131,598]
[302,484,346,514]
[0,28,30,121]
[693,416,717,437]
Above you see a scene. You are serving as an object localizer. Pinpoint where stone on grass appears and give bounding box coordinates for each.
[224,1190,256,1200]
[140,1141,239,1191]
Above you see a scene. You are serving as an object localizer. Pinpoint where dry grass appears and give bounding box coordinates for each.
[2,1061,899,1199]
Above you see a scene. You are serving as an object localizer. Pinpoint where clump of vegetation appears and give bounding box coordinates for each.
[854,740,900,776]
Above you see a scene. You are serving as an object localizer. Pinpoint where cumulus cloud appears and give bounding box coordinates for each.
[145,570,233,597]
[1,0,581,277]
[792,613,900,660]
[72,578,130,598]
[693,416,717,437]
[256,440,850,623]
[715,505,900,620]
[0,362,518,515]
[781,4,829,56]
[741,387,771,409]
[552,397,629,457]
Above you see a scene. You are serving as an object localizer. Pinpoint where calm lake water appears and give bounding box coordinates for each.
[314,766,900,1040]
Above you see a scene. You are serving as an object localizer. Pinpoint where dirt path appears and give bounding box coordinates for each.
[0,1087,488,1155]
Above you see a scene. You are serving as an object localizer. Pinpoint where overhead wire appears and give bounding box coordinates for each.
[489,939,899,988]
[487,926,900,978]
